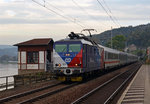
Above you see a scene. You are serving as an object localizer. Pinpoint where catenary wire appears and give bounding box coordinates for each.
[32,0,86,28]
[96,0,120,27]
[71,0,108,30]
[45,0,93,29]
[101,0,121,27]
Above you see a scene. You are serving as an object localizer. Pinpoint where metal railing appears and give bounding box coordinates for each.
[0,75,15,91]
[0,72,55,91]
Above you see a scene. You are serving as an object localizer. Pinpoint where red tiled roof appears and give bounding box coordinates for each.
[14,38,53,46]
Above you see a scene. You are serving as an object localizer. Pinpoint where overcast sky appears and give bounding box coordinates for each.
[0,0,150,45]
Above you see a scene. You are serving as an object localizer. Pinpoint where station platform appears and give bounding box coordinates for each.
[117,65,150,104]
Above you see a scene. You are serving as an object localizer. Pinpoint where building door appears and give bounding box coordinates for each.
[46,50,51,71]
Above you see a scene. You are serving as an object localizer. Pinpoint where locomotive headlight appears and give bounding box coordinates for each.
[66,54,70,56]
[58,64,61,67]
[75,64,81,66]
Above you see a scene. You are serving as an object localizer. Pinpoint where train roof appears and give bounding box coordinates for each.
[98,44,120,54]
[55,32,137,57]
[55,38,93,45]
[98,44,137,57]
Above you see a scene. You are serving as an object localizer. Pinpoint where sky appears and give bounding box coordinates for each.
[0,0,150,45]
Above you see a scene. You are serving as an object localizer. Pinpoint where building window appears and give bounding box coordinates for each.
[27,51,39,64]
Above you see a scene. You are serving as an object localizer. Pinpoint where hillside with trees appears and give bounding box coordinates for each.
[92,23,150,49]
[105,35,126,51]
[0,45,17,63]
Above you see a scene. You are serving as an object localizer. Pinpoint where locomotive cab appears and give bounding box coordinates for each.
[53,40,83,80]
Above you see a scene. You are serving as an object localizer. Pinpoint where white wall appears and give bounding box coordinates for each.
[19,50,46,70]
[18,51,20,63]
[39,51,45,70]
[18,51,20,69]
[21,51,26,63]
[39,51,44,63]
[19,51,26,69]
[27,64,38,69]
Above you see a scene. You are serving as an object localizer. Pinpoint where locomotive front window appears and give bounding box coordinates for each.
[69,44,81,52]
[55,44,67,52]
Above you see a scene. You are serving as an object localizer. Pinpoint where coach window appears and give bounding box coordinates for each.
[27,52,39,64]
[113,53,116,59]
[105,52,107,59]
[89,46,91,54]
[55,44,67,52]
[94,47,96,55]
[69,44,81,52]
[108,52,111,59]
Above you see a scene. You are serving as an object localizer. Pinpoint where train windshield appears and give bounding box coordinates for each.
[69,44,81,52]
[55,44,67,52]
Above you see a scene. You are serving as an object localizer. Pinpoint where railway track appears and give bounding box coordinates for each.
[0,82,78,104]
[0,63,142,104]
[71,62,142,104]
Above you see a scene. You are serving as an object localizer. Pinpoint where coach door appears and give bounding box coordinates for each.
[46,50,52,71]
[83,45,87,68]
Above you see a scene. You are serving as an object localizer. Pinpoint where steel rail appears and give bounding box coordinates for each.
[0,82,62,103]
[71,63,141,104]
[104,63,142,104]
[18,83,78,104]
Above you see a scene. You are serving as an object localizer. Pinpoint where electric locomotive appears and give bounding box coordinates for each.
[53,32,104,81]
[53,32,138,82]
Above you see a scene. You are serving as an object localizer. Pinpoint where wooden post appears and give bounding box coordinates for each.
[6,77,8,90]
[29,74,31,84]
[14,76,16,87]
[35,74,37,83]
[22,75,24,85]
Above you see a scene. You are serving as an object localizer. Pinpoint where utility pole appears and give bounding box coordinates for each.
[111,26,113,48]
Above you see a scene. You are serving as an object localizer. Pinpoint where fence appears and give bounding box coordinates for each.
[0,76,14,91]
[0,72,55,91]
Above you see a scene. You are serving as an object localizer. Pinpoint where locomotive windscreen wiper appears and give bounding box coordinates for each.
[61,47,67,52]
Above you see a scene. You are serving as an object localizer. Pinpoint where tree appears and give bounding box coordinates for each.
[106,35,126,51]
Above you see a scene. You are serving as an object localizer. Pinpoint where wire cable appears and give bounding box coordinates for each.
[32,0,86,28]
[101,0,121,27]
[72,0,108,31]
[96,0,120,27]
[45,0,87,28]
[43,0,94,30]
